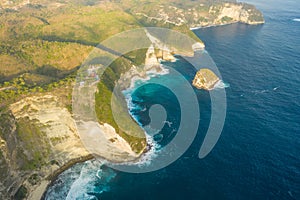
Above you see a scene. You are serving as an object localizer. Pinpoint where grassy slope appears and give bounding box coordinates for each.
[0,1,150,155]
[95,49,148,154]
[1,0,255,157]
[1,0,202,154]
[0,2,140,81]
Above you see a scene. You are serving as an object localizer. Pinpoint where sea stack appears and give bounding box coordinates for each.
[192,68,220,90]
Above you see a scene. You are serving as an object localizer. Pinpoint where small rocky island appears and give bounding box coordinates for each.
[192,69,220,90]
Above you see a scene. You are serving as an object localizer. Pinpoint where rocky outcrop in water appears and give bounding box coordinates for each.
[192,69,220,90]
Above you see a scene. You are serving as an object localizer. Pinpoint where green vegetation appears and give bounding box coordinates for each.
[0,0,264,160]
[16,117,51,170]
[248,14,264,22]
[0,73,75,107]
[221,16,233,23]
[95,52,148,154]
[14,185,27,200]
[28,174,40,185]
[0,1,142,83]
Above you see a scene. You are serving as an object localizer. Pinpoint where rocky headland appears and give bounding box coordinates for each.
[192,68,220,90]
[132,1,264,28]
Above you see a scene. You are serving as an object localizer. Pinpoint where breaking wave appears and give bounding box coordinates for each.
[214,80,230,89]
[45,160,116,200]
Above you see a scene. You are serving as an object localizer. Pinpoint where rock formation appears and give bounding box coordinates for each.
[192,69,220,90]
[132,2,264,29]
[0,95,90,199]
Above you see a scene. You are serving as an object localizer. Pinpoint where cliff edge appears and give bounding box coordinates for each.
[130,1,264,28]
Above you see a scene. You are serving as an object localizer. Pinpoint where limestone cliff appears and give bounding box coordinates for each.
[131,1,264,28]
[192,69,220,90]
[206,2,265,26]
[0,95,90,199]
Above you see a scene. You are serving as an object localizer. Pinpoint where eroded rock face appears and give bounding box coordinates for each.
[192,69,220,90]
[209,3,265,26]
[0,95,90,199]
[77,122,142,163]
[10,95,90,161]
[133,2,264,28]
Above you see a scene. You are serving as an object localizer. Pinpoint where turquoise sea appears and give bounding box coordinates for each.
[44,0,300,199]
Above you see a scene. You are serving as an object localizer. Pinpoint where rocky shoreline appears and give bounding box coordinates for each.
[1,95,91,200]
[24,22,249,199]
[37,40,179,199]
[35,23,238,198]
[36,154,93,200]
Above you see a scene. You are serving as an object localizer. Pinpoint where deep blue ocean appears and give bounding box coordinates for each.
[44,0,300,199]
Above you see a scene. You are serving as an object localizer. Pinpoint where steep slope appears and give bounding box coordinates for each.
[0,95,90,199]
[125,0,264,28]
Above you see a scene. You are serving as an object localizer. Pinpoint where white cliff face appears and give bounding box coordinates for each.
[10,95,89,161]
[10,95,142,164]
[0,95,90,200]
[210,3,264,25]
[118,44,170,90]
[133,2,264,29]
[213,4,243,22]
[145,44,160,70]
[144,30,177,61]
[192,43,205,51]
[77,121,140,163]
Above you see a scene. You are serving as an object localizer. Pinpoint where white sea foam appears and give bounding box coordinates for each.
[252,89,269,95]
[137,134,161,166]
[146,65,170,76]
[129,75,151,89]
[164,120,173,127]
[190,26,202,30]
[65,160,114,200]
[122,92,144,127]
[45,163,83,200]
[124,65,169,94]
[214,80,230,89]
[292,18,300,22]
[107,138,160,173]
[126,64,170,90]
[143,125,160,136]
[115,133,161,167]
[122,63,170,124]
[112,63,172,168]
